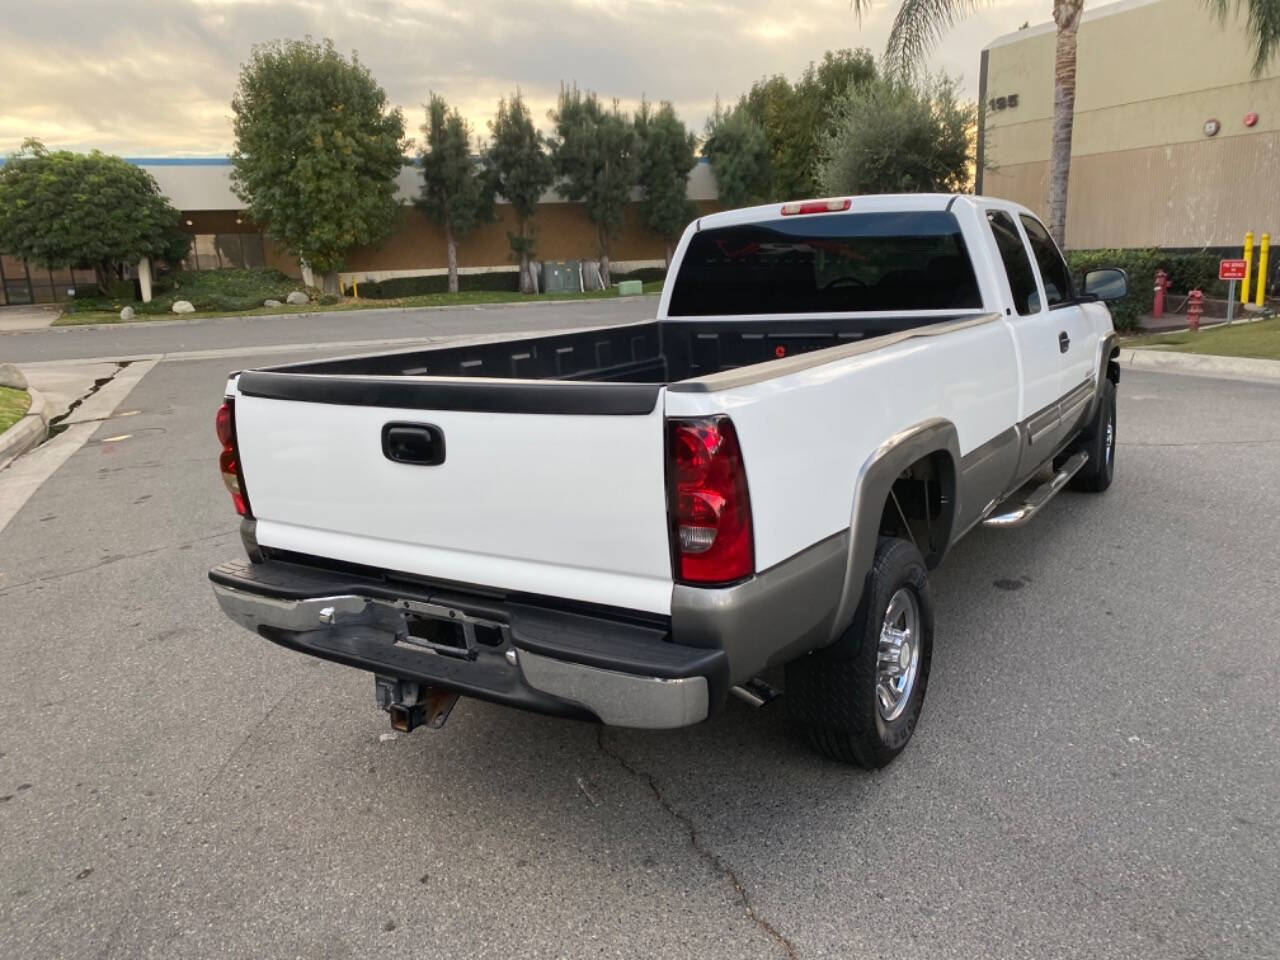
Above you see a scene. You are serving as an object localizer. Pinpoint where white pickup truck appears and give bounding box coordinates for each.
[210,194,1127,767]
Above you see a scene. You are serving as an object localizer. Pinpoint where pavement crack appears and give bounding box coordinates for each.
[0,529,235,596]
[199,691,294,797]
[46,360,132,438]
[596,727,797,959]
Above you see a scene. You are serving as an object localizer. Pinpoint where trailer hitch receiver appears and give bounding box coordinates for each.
[375,676,459,732]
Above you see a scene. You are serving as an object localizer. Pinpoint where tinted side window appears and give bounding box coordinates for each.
[985,210,1038,316]
[667,211,982,316]
[1020,215,1072,308]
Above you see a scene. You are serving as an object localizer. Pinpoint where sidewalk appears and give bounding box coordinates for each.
[1138,300,1274,333]
[0,305,58,332]
[1121,347,1280,381]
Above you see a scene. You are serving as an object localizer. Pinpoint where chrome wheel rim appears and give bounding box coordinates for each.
[1104,413,1115,468]
[876,587,921,722]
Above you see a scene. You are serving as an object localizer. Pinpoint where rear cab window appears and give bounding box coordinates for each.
[667,211,983,316]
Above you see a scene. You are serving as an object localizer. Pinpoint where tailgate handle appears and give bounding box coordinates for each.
[382,423,445,466]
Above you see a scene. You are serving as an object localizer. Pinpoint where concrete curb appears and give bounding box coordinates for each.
[1120,348,1280,382]
[0,388,50,470]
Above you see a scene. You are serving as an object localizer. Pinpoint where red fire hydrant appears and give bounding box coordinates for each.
[1187,289,1205,331]
[1152,268,1172,319]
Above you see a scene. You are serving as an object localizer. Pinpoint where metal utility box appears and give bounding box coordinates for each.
[616,280,644,296]
[541,261,582,294]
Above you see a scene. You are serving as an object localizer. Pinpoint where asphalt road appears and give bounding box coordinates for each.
[0,297,658,364]
[0,315,1277,959]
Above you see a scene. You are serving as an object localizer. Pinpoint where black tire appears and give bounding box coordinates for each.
[786,537,934,768]
[1068,378,1116,493]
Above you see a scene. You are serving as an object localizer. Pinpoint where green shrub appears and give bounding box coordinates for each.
[161,266,295,299]
[153,268,296,314]
[317,293,339,305]
[352,267,666,300]
[64,268,298,316]
[356,271,520,299]
[1066,249,1231,332]
[1160,254,1229,299]
[134,299,176,315]
[195,294,265,312]
[107,278,138,303]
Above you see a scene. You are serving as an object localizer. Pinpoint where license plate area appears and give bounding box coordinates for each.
[388,598,509,660]
[404,613,467,652]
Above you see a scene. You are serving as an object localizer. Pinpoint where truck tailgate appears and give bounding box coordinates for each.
[231,383,674,614]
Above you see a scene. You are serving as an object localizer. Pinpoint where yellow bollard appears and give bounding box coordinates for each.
[1242,232,1254,305]
[352,279,359,300]
[1255,233,1270,307]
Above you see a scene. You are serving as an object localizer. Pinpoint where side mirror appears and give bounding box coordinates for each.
[1083,267,1129,302]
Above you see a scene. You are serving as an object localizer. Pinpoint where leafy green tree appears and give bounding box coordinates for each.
[876,0,1280,246]
[230,38,407,293]
[735,75,801,200]
[0,139,188,295]
[485,91,556,293]
[816,73,973,196]
[635,100,696,265]
[702,102,770,209]
[549,85,639,286]
[736,49,877,200]
[803,48,880,111]
[417,93,494,294]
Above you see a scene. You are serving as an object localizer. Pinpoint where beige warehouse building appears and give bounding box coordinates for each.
[978,0,1280,251]
[1,159,719,306]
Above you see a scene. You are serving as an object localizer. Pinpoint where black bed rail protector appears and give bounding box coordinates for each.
[264,321,663,380]
[235,371,661,415]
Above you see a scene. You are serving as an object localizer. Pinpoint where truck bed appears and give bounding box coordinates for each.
[245,315,970,387]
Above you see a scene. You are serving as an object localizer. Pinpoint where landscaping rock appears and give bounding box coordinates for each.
[0,363,28,390]
[172,300,195,314]
[286,291,309,305]
[119,306,135,321]
[263,298,282,308]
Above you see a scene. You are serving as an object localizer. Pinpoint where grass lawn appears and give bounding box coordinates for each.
[1120,316,1280,361]
[0,386,32,435]
[53,282,663,326]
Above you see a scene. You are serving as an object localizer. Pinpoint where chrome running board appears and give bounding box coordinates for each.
[982,451,1089,529]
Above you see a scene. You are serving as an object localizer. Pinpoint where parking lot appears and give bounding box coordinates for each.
[1,304,1277,959]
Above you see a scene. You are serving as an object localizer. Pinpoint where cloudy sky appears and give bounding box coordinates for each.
[0,0,1045,156]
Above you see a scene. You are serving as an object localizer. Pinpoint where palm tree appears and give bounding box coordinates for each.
[867,0,1280,247]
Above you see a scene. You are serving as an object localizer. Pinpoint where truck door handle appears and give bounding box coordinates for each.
[1058,331,1071,353]
[382,423,445,465]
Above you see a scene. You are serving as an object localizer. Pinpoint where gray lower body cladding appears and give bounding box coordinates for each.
[671,531,850,685]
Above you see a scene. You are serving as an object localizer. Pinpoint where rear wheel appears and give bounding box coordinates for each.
[786,537,934,768]
[1067,378,1116,493]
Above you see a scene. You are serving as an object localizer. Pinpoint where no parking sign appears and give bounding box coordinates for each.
[1220,260,1247,325]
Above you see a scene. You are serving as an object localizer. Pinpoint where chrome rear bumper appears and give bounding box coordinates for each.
[211,576,711,729]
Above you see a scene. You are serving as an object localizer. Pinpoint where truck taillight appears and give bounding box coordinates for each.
[215,399,251,518]
[667,417,753,585]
